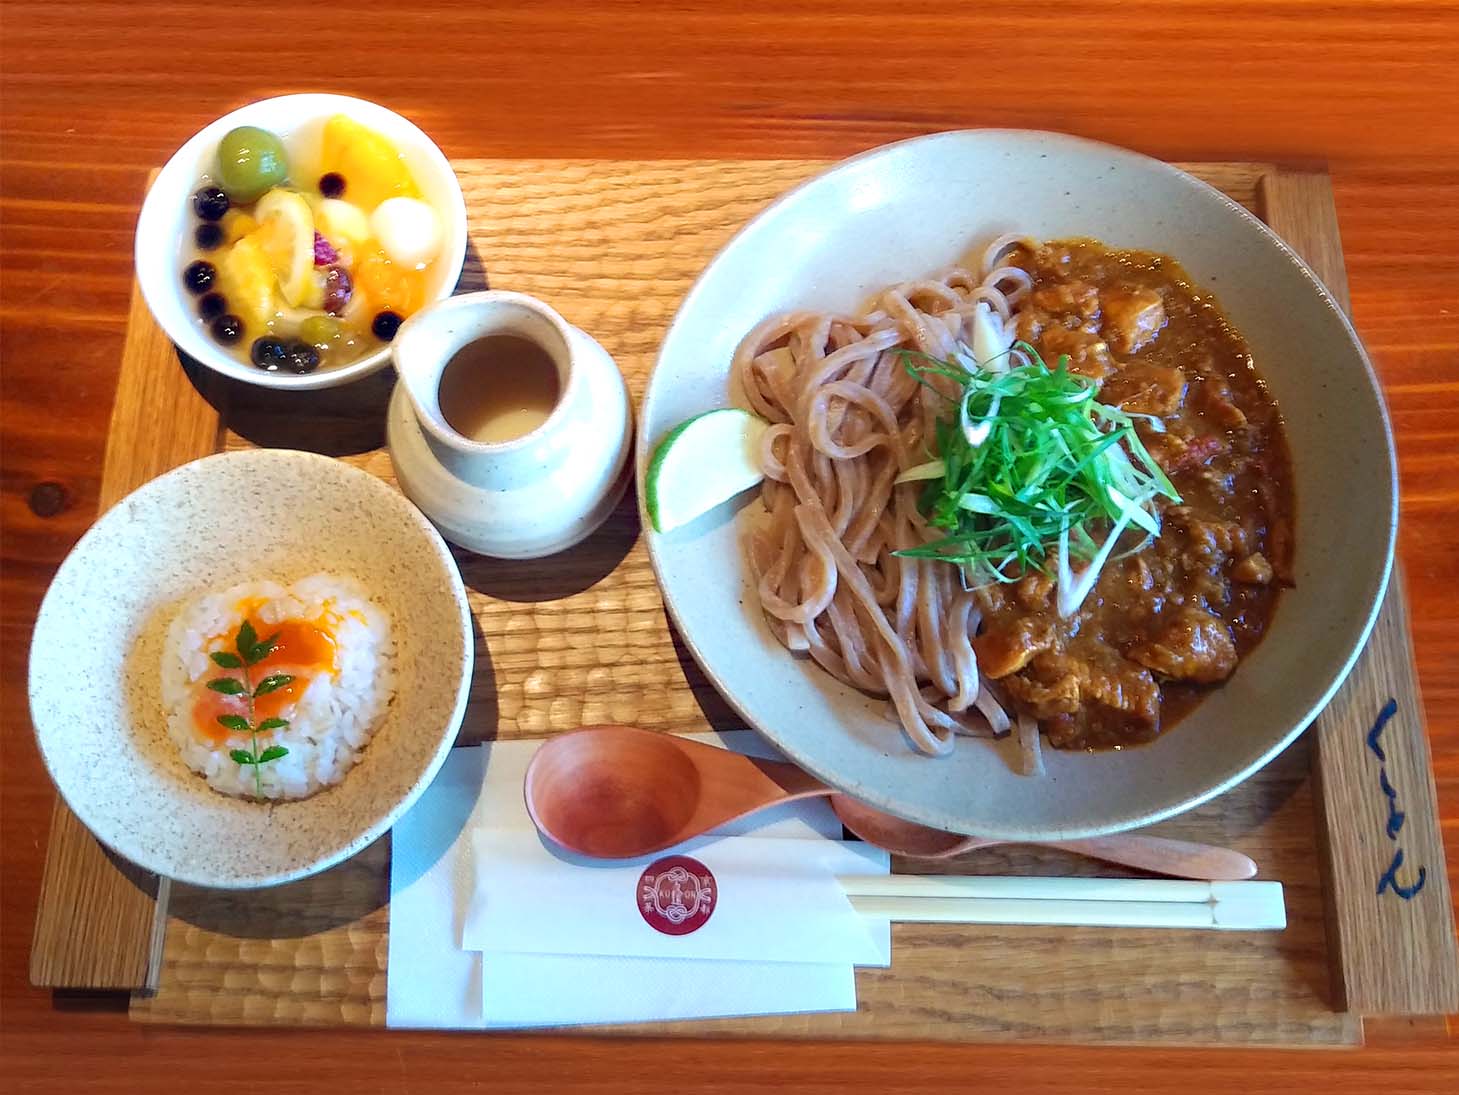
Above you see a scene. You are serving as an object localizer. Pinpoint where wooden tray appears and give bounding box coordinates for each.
[30,158,1459,1045]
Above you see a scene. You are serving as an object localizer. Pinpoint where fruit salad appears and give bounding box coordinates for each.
[179,115,445,375]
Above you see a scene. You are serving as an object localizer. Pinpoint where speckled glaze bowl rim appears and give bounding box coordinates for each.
[134,93,468,392]
[639,128,1398,840]
[28,449,475,888]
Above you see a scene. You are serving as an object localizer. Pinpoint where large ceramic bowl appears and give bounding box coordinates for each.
[135,93,468,391]
[29,449,473,887]
[639,130,1397,841]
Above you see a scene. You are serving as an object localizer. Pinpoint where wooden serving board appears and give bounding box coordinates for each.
[31,158,1459,1044]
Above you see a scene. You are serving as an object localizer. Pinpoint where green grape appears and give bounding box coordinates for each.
[216,126,288,204]
[299,315,342,352]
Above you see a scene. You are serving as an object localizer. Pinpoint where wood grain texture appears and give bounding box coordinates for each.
[28,804,167,989]
[28,268,221,989]
[121,159,1346,1046]
[1260,172,1459,1016]
[5,3,1459,1090]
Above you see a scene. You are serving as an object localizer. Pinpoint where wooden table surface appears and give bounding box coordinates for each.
[3,2,1457,1090]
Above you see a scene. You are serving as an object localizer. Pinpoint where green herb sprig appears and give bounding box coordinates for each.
[207,619,293,798]
[893,342,1180,616]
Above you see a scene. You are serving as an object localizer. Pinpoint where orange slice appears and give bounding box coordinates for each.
[319,115,420,212]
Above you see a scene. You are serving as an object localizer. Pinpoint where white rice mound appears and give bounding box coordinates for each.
[161,573,396,801]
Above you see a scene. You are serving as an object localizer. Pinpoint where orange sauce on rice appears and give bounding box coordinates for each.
[192,607,338,744]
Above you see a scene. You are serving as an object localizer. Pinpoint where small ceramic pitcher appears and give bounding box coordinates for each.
[387,291,632,558]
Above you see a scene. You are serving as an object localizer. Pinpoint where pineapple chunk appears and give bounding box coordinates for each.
[215,234,277,333]
[220,209,259,245]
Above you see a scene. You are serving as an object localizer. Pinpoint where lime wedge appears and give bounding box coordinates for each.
[645,408,768,533]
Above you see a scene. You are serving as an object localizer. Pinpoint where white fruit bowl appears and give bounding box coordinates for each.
[134,93,468,391]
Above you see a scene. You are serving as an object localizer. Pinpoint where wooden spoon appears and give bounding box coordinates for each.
[524,724,829,859]
[826,794,1255,878]
[523,725,1257,881]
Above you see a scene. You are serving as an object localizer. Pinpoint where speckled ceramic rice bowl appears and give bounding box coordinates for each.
[29,449,473,888]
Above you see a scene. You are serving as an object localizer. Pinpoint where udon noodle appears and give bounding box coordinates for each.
[738,233,1037,765]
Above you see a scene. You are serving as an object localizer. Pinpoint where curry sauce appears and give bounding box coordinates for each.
[972,239,1294,750]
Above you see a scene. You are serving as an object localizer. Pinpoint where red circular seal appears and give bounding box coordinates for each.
[636,855,717,936]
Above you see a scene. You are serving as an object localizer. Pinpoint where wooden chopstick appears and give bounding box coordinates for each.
[838,876,1286,931]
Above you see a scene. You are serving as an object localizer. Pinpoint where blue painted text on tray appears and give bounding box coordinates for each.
[1366,698,1427,900]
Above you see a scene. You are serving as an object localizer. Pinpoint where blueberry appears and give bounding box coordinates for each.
[286,340,320,374]
[197,292,226,321]
[195,223,224,251]
[371,310,403,341]
[211,314,243,344]
[318,172,346,199]
[193,186,230,221]
[250,337,289,371]
[183,260,215,294]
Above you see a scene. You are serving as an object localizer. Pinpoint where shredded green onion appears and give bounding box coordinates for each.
[893,342,1180,616]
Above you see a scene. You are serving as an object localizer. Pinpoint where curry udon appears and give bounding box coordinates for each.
[738,234,1293,771]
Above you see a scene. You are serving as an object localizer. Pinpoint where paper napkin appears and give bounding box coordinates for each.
[466,829,890,965]
[386,732,891,1030]
[387,744,488,1027]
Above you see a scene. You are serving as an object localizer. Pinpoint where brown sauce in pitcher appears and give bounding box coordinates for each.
[437,333,561,443]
